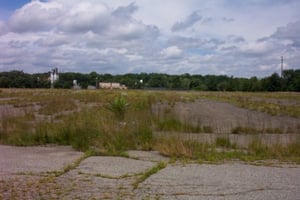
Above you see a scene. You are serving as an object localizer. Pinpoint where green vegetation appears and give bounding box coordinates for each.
[133,162,167,189]
[156,118,210,133]
[0,89,299,163]
[232,126,283,134]
[155,136,300,163]
[197,92,300,117]
[215,137,237,148]
[107,95,129,121]
[1,69,299,91]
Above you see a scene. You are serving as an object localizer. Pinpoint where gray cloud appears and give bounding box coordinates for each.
[270,20,300,47]
[222,17,234,22]
[112,2,138,18]
[171,11,202,32]
[227,35,245,43]
[0,0,299,77]
[0,20,8,35]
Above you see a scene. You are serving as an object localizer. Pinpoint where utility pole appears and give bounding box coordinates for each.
[281,56,283,78]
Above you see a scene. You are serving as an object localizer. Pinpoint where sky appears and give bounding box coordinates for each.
[0,0,299,77]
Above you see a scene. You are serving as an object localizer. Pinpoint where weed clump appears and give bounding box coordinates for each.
[107,96,129,121]
[215,137,236,148]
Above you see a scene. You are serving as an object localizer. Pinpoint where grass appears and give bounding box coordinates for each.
[215,137,237,148]
[106,95,129,121]
[0,89,299,163]
[201,92,300,117]
[133,162,167,189]
[156,118,205,133]
[154,135,300,163]
[232,126,284,134]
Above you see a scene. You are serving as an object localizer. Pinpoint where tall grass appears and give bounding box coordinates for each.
[106,95,129,121]
[0,89,299,162]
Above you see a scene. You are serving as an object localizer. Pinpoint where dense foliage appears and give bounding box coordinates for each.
[0,70,299,91]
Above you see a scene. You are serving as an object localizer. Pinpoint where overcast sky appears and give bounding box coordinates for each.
[0,0,299,77]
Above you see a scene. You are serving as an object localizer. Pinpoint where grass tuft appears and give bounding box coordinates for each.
[133,162,167,189]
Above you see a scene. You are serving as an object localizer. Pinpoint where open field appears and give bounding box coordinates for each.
[1,89,300,199]
[0,88,299,162]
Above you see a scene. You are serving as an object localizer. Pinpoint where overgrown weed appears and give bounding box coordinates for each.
[0,89,299,162]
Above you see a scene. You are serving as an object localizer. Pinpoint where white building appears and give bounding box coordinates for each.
[99,82,127,89]
[50,68,59,88]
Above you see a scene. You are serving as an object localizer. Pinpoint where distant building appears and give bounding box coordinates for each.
[73,80,81,89]
[87,85,96,90]
[49,68,59,88]
[99,82,127,89]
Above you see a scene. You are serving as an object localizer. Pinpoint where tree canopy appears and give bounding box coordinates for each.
[0,70,299,91]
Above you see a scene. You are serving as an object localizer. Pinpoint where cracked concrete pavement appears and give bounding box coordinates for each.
[0,145,299,199]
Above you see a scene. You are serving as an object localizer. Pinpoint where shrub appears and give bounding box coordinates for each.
[107,96,129,120]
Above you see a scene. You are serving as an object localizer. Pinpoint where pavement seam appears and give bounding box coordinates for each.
[132,161,167,190]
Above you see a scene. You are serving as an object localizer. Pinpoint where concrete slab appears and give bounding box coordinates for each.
[126,150,169,162]
[136,163,300,200]
[76,156,156,177]
[0,145,84,174]
[1,145,300,199]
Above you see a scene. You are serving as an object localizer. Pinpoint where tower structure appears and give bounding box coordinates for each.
[281,56,283,78]
[50,68,59,88]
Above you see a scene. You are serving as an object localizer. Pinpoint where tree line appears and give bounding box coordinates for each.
[0,70,299,91]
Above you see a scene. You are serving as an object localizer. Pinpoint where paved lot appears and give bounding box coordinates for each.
[0,145,84,174]
[0,145,299,199]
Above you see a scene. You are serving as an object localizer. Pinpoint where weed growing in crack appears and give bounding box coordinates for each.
[133,162,167,189]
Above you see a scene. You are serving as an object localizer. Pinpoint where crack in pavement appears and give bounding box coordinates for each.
[1,147,300,199]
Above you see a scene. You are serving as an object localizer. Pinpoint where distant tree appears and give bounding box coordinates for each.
[0,76,10,87]
[1,70,299,91]
[261,73,281,91]
[282,69,300,91]
[148,74,168,88]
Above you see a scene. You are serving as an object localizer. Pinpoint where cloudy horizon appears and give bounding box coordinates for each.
[0,0,299,77]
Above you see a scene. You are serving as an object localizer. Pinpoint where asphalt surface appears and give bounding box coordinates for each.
[0,145,299,199]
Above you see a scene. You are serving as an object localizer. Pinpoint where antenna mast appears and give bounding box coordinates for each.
[281,56,283,78]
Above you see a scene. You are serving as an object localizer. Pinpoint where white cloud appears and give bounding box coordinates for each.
[239,41,274,57]
[8,1,62,32]
[59,2,110,33]
[0,0,299,77]
[99,48,128,55]
[161,46,183,59]
[126,54,143,61]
